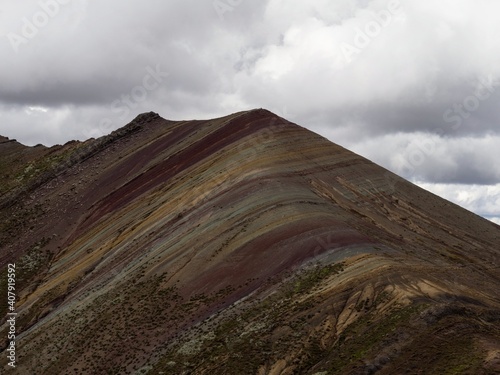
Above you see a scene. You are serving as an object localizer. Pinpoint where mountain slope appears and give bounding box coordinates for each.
[0,109,499,374]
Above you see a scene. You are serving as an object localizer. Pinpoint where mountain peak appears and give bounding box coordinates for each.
[130,111,162,125]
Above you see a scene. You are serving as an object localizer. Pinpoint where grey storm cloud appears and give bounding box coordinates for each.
[1,0,500,220]
[349,132,500,184]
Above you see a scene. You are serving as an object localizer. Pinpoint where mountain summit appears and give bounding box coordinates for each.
[1,109,499,374]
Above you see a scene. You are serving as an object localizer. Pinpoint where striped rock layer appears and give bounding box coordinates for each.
[0,109,499,374]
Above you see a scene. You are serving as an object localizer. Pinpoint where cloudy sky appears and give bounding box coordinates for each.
[1,0,500,224]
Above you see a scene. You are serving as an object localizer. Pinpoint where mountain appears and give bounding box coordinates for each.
[0,109,499,374]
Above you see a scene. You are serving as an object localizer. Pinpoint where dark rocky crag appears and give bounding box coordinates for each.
[0,109,499,374]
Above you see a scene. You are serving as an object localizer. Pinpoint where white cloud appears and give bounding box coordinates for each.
[346,133,500,184]
[416,182,500,221]
[235,0,500,118]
